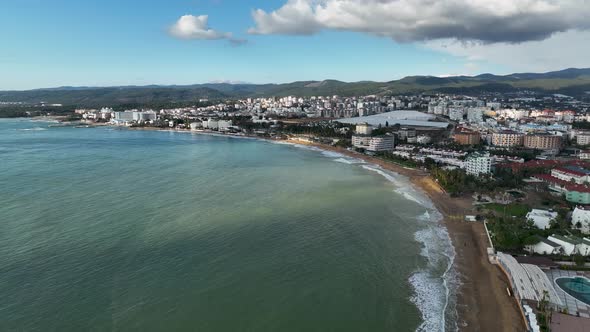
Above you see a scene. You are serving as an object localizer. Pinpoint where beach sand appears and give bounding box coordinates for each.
[295,142,526,332]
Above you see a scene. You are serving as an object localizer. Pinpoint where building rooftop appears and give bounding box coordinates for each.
[337,111,449,128]
[497,252,563,306]
[551,234,582,245]
[559,165,590,177]
[534,173,590,193]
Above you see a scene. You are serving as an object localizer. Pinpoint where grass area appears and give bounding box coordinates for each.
[486,203,529,217]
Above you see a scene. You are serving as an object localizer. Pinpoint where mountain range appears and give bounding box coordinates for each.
[2,68,590,107]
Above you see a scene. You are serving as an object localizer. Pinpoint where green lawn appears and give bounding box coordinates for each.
[486,203,529,217]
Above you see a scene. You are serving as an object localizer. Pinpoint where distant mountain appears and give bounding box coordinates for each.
[1,68,590,107]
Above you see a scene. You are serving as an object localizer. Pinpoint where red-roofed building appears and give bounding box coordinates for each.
[552,166,590,184]
[532,173,590,204]
[498,159,562,173]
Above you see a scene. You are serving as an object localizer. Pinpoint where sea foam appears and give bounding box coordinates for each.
[17,127,47,131]
[320,155,458,332]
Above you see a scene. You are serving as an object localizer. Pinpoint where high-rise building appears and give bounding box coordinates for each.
[453,128,481,145]
[467,107,485,124]
[465,153,492,176]
[491,130,524,147]
[523,134,562,150]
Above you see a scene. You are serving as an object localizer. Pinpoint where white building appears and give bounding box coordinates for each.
[203,119,219,130]
[190,121,203,130]
[448,108,464,121]
[352,135,394,152]
[368,136,395,152]
[113,111,134,122]
[578,134,590,146]
[551,166,590,184]
[132,111,157,122]
[465,153,492,176]
[526,209,558,230]
[355,123,373,135]
[218,120,233,132]
[572,207,590,234]
[548,235,579,256]
[467,107,485,124]
[416,135,432,144]
[525,237,563,255]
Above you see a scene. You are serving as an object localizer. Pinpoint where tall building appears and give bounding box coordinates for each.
[467,107,485,124]
[465,153,492,176]
[453,128,481,145]
[491,130,524,147]
[355,123,373,135]
[397,127,416,141]
[523,134,562,150]
[352,135,394,152]
[448,108,465,121]
[578,134,590,146]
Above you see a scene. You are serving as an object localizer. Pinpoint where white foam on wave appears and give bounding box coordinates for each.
[411,211,458,332]
[353,164,457,332]
[360,164,429,207]
[269,141,458,331]
[17,127,47,131]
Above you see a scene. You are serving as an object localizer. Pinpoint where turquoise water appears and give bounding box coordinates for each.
[0,119,456,331]
[556,277,590,305]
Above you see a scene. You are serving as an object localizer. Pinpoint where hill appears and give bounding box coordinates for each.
[1,68,590,107]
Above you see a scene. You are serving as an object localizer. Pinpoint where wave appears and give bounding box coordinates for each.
[31,119,59,123]
[411,214,458,332]
[257,140,458,331]
[17,127,47,131]
[347,164,457,332]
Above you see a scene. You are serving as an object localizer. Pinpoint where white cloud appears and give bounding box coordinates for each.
[248,0,590,43]
[169,15,231,40]
[424,30,590,73]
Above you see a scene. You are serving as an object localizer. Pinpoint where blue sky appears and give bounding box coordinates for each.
[1,0,588,90]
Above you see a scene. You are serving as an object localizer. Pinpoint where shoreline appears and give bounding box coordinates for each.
[122,126,526,331]
[72,124,525,330]
[286,140,526,331]
[148,126,525,331]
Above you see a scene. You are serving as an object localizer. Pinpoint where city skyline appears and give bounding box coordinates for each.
[2,0,590,90]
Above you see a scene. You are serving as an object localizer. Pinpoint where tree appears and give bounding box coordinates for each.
[574,254,586,267]
[523,235,541,246]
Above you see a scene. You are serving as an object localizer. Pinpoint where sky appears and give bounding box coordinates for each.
[1,0,589,90]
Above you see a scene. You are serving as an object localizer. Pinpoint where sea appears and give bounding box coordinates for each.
[0,118,457,331]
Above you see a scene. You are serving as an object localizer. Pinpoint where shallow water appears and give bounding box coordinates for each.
[0,119,456,331]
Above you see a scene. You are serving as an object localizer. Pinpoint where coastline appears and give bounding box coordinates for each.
[148,125,525,331]
[287,140,526,332]
[105,125,525,330]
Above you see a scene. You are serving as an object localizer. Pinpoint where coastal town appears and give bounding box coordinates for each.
[5,1,590,330]
[55,91,590,331]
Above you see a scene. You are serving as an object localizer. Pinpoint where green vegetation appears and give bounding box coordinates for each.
[487,216,539,251]
[573,121,590,130]
[486,203,529,218]
[487,205,573,252]
[0,106,75,118]
[1,68,590,106]
[375,152,419,168]
[537,291,551,332]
